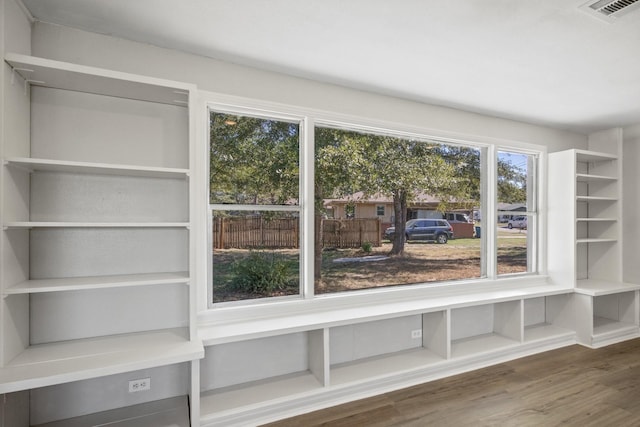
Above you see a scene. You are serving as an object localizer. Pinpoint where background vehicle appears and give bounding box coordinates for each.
[508,216,527,229]
[384,219,454,244]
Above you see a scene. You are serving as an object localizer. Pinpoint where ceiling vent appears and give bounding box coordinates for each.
[580,0,640,22]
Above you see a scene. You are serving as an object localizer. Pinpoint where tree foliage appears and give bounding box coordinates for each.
[497,156,528,204]
[316,128,478,255]
[209,112,299,204]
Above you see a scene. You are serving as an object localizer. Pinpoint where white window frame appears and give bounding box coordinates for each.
[494,149,540,277]
[197,92,547,318]
[206,103,309,306]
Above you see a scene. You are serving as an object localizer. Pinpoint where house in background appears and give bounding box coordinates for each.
[325,192,473,224]
[325,192,475,237]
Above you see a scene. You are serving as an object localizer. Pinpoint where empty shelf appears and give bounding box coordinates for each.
[4,272,189,295]
[0,328,203,393]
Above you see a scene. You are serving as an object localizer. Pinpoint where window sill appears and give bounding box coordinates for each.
[198,276,572,345]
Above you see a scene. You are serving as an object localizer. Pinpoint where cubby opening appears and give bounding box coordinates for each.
[200,330,326,415]
[593,291,638,337]
[450,302,521,358]
[329,312,447,385]
[523,295,574,342]
[2,364,190,427]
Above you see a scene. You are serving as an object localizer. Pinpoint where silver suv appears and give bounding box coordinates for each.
[384,219,454,244]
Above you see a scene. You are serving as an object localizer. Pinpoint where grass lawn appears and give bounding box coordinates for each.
[212,233,528,302]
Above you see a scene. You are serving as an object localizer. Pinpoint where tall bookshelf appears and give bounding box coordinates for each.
[0,53,203,424]
[548,130,640,348]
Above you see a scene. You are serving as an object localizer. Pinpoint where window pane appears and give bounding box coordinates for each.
[210,112,299,205]
[212,211,300,303]
[315,126,481,294]
[497,214,530,275]
[497,151,536,275]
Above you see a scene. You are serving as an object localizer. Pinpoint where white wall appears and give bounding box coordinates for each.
[30,22,586,153]
[623,123,640,283]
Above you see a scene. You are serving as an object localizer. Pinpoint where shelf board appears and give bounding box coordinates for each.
[200,372,322,415]
[5,157,189,179]
[575,150,617,163]
[0,328,203,394]
[575,279,640,296]
[576,238,617,244]
[450,333,519,359]
[576,196,617,202]
[5,53,193,106]
[330,347,444,386]
[3,222,189,229]
[576,173,617,182]
[4,272,189,296]
[576,217,617,222]
[524,323,574,343]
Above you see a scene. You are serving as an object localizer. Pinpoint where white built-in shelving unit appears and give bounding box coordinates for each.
[0,53,202,425]
[2,50,638,427]
[548,132,640,348]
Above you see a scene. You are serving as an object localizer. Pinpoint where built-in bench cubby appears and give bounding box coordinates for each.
[523,295,575,344]
[573,285,640,348]
[200,330,327,417]
[450,302,521,358]
[330,312,447,386]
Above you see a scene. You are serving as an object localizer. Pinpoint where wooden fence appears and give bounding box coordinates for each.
[213,216,299,249]
[213,216,381,249]
[321,218,381,248]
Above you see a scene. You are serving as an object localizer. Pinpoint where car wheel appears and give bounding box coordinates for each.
[508,223,513,229]
[436,233,448,244]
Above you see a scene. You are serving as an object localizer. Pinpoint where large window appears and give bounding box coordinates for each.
[208,105,541,305]
[314,125,482,294]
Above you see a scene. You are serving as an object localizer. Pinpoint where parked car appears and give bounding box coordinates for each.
[384,219,454,244]
[444,212,472,223]
[507,216,527,229]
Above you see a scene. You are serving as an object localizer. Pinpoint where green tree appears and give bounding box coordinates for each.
[497,157,527,204]
[316,128,474,255]
[209,112,299,205]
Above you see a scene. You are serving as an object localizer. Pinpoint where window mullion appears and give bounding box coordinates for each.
[486,145,498,279]
[302,117,316,299]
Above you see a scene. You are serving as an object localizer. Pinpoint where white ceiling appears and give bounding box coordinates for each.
[20,0,640,134]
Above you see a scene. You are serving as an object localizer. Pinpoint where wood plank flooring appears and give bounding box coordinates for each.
[263,339,640,426]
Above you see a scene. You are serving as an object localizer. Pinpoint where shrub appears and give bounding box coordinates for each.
[362,241,373,253]
[230,251,294,294]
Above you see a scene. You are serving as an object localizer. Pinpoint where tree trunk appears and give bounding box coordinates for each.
[390,190,408,255]
[314,214,323,280]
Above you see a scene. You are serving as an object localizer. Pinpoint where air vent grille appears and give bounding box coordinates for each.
[581,0,640,21]
[592,0,639,15]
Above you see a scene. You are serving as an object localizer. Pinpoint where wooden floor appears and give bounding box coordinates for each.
[264,339,640,426]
